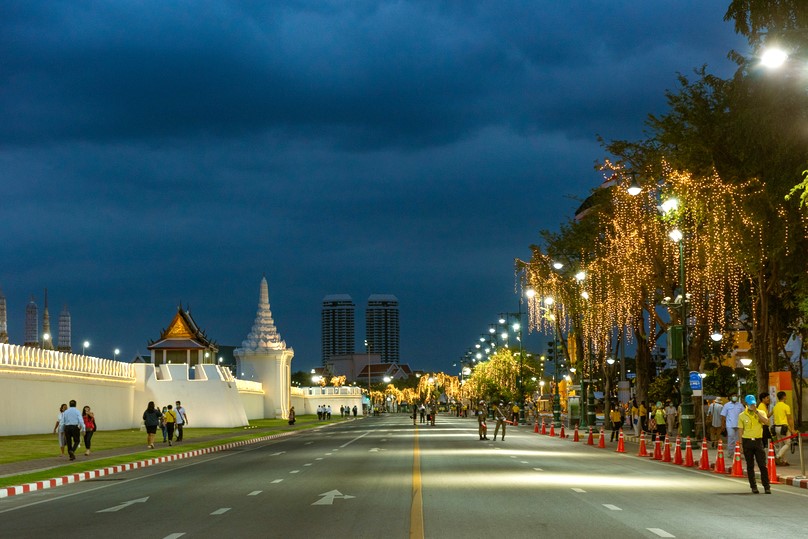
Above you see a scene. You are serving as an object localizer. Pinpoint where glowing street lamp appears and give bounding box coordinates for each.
[82,341,90,355]
[114,348,120,361]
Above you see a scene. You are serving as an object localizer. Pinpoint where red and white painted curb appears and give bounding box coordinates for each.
[1,431,295,499]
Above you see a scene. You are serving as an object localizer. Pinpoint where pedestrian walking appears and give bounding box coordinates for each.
[609,404,622,442]
[175,401,187,441]
[288,406,296,425]
[477,400,489,440]
[653,402,666,437]
[419,403,426,423]
[352,405,358,417]
[326,404,332,420]
[639,401,648,433]
[163,404,177,445]
[54,403,68,457]
[631,400,640,437]
[664,400,677,434]
[772,391,796,466]
[160,406,168,442]
[492,402,507,441]
[737,394,771,494]
[721,393,744,452]
[707,398,724,448]
[430,402,437,426]
[142,401,163,449]
[82,405,96,456]
[61,399,85,460]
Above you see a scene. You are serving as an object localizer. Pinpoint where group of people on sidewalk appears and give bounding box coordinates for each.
[54,400,96,460]
[142,400,188,449]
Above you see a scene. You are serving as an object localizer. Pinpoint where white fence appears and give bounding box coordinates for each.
[0,342,135,380]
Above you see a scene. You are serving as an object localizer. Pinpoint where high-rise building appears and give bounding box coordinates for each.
[42,289,53,350]
[0,287,7,344]
[58,304,72,352]
[365,294,399,364]
[24,296,38,347]
[321,295,355,365]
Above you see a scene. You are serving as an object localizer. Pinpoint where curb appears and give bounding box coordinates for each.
[0,431,295,499]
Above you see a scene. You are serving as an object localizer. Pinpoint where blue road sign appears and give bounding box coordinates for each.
[689,371,702,391]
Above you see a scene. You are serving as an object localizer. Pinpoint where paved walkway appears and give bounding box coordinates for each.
[526,422,808,489]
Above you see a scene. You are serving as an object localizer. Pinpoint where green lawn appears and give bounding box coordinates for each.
[0,415,332,488]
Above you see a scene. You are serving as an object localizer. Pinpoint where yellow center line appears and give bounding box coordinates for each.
[410,425,424,539]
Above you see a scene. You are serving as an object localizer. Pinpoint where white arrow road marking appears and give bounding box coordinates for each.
[647,529,675,538]
[603,504,622,511]
[312,490,356,506]
[248,491,262,496]
[97,497,149,513]
[210,508,231,515]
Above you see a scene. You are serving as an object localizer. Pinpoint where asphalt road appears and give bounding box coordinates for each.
[1,414,806,538]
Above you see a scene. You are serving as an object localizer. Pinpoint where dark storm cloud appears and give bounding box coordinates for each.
[0,1,745,371]
[1,1,743,149]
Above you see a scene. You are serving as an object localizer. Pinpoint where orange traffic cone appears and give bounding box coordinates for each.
[534,421,539,433]
[559,425,566,439]
[586,426,594,446]
[767,441,780,484]
[730,442,744,477]
[541,419,547,435]
[616,429,625,453]
[652,434,663,460]
[637,432,649,457]
[684,437,695,467]
[549,423,556,437]
[673,435,683,465]
[598,427,606,448]
[573,425,580,442]
[713,441,726,474]
[698,438,711,470]
[662,435,672,462]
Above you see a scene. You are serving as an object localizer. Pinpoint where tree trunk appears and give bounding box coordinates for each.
[634,322,650,407]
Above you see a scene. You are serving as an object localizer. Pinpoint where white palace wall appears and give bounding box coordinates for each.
[0,343,362,435]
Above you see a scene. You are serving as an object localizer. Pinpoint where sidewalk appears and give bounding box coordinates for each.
[527,422,808,489]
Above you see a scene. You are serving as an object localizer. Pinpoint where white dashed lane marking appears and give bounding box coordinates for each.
[603,504,622,511]
[163,534,185,539]
[271,479,283,484]
[571,488,586,493]
[533,468,544,471]
[304,463,312,467]
[248,491,262,496]
[210,508,231,515]
[315,457,324,461]
[647,529,675,538]
[290,470,300,474]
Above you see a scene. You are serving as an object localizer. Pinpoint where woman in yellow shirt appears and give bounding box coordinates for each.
[609,405,623,442]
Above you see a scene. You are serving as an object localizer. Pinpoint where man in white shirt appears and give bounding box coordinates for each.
[61,399,85,461]
[175,400,188,442]
[721,394,744,451]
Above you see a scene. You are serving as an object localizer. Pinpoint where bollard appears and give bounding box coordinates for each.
[714,440,726,474]
[673,435,683,465]
[684,437,695,467]
[730,442,744,477]
[698,438,711,470]
[652,434,663,460]
[662,435,672,463]
[637,432,649,457]
[767,442,780,484]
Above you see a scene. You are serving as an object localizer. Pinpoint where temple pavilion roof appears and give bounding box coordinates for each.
[147,306,218,352]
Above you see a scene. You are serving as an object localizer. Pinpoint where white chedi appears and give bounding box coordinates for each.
[240,276,286,351]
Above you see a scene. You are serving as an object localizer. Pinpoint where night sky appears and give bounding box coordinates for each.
[1,2,746,374]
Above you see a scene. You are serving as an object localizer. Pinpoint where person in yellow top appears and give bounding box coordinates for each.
[609,404,622,442]
[630,400,640,436]
[639,401,648,433]
[511,402,520,425]
[737,395,770,494]
[163,404,177,446]
[772,391,796,466]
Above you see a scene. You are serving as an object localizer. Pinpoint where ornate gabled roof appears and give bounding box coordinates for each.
[148,306,217,351]
[238,276,286,352]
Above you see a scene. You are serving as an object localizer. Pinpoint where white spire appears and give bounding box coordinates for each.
[240,276,286,352]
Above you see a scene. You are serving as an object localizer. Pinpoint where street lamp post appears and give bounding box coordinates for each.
[114,348,120,362]
[82,340,90,356]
